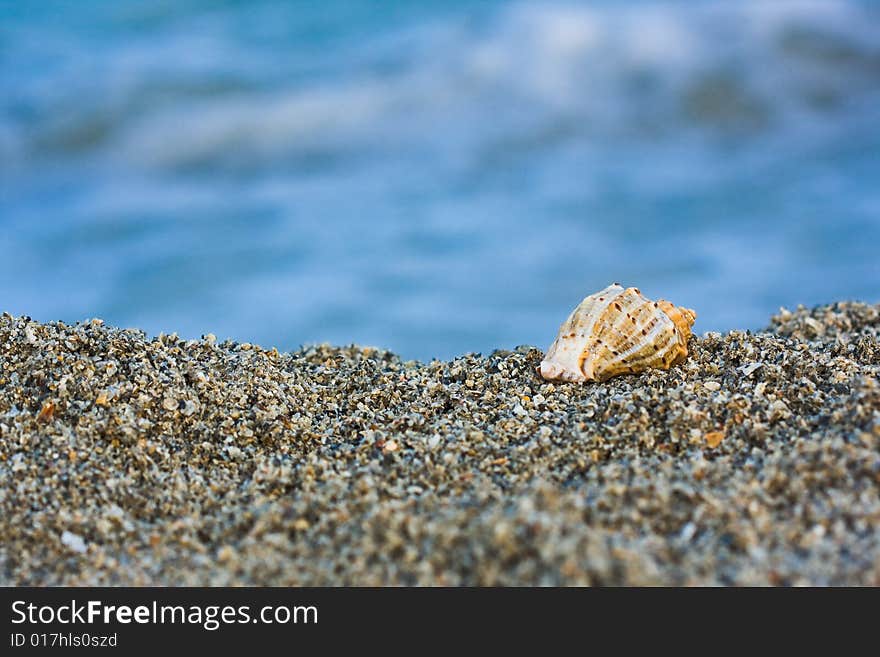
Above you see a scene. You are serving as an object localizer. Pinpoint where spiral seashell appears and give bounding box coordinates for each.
[540,283,697,383]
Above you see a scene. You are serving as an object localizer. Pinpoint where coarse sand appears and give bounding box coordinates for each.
[0,302,878,585]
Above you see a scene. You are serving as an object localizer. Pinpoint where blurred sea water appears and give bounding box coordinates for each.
[2,0,879,360]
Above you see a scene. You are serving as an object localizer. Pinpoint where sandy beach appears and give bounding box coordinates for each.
[0,302,877,585]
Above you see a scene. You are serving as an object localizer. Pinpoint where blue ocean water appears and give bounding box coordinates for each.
[2,1,879,360]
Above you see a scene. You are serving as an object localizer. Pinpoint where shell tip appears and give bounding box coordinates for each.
[539,360,559,381]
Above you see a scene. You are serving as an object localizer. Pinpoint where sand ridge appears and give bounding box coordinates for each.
[0,302,877,585]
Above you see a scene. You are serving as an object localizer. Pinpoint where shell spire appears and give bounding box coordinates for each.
[539,284,697,383]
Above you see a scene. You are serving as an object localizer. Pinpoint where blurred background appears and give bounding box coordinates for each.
[2,1,879,360]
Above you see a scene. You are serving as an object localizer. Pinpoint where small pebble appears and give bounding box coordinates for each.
[704,431,725,448]
[60,531,87,554]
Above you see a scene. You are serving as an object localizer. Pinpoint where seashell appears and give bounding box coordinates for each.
[540,283,696,383]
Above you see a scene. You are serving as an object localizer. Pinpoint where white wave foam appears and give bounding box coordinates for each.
[8,1,880,175]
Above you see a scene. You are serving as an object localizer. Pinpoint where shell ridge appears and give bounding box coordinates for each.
[615,310,675,365]
[576,285,625,378]
[625,339,679,372]
[589,287,650,378]
[541,283,625,381]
